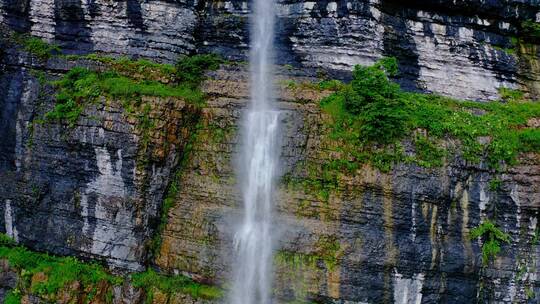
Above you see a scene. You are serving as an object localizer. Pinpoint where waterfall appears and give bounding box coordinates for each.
[230,0,278,303]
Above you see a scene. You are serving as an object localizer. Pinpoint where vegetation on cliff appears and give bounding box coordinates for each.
[10,33,61,59]
[132,269,222,302]
[284,58,540,212]
[0,234,221,303]
[0,234,121,303]
[470,220,511,265]
[521,20,540,42]
[319,57,540,171]
[45,54,221,126]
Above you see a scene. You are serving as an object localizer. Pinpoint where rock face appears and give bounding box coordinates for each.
[0,40,199,270]
[1,0,540,101]
[0,1,540,304]
[0,0,198,61]
[156,66,540,303]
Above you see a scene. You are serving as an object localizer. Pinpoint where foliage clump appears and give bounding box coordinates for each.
[319,57,540,172]
[0,234,122,302]
[11,34,61,59]
[470,220,511,265]
[132,268,222,302]
[521,20,540,41]
[0,234,221,303]
[341,57,406,143]
[46,54,221,126]
[176,54,223,88]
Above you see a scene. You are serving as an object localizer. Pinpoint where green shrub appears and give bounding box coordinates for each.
[13,34,61,59]
[4,290,21,304]
[521,20,540,40]
[176,54,223,88]
[344,57,400,115]
[324,57,408,144]
[359,97,409,143]
[470,220,511,265]
[519,129,540,152]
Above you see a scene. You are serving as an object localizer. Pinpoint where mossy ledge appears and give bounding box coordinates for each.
[285,58,540,199]
[0,234,222,303]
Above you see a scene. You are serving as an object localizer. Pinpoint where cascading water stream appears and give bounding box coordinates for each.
[230,0,278,304]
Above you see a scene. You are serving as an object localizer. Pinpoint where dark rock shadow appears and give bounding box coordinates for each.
[1,0,32,32]
[380,0,422,92]
[54,0,93,54]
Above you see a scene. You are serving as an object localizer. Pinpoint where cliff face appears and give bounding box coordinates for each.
[0,40,200,271]
[155,66,540,303]
[1,0,540,101]
[0,1,540,304]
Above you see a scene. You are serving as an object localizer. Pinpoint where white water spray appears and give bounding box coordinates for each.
[230,0,278,303]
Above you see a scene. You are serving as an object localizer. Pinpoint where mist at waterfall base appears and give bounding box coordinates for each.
[229,0,280,303]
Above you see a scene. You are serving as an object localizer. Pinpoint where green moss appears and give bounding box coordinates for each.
[521,20,540,40]
[492,45,516,55]
[175,54,223,88]
[0,234,122,301]
[12,34,61,59]
[4,290,21,304]
[498,87,525,102]
[470,220,511,266]
[63,54,178,83]
[46,68,203,126]
[0,234,221,302]
[9,32,60,59]
[275,237,341,272]
[46,54,222,126]
[519,129,540,152]
[131,269,222,301]
[488,178,502,191]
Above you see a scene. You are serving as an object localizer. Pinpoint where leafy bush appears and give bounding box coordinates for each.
[12,34,61,59]
[344,57,400,115]
[176,54,223,88]
[324,57,409,144]
[319,58,540,173]
[4,290,21,304]
[359,98,408,143]
[521,20,540,41]
[470,220,511,265]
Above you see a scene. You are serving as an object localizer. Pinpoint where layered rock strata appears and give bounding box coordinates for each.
[1,0,540,100]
